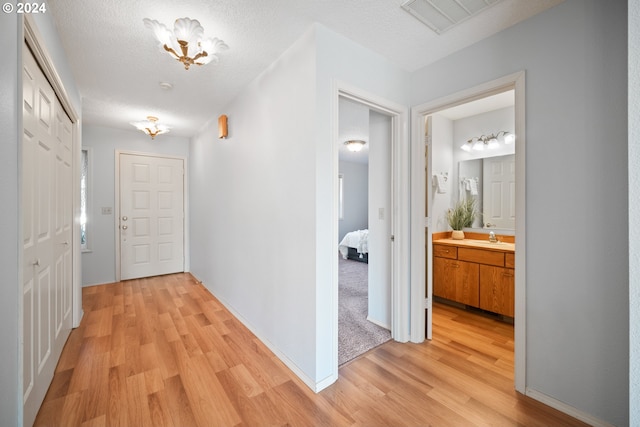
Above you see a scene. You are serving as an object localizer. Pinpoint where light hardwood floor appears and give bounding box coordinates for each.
[35,273,588,426]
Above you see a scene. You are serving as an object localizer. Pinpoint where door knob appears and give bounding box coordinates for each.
[32,259,40,266]
[122,216,128,221]
[122,225,128,230]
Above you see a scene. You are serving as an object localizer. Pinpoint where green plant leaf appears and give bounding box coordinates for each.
[446,198,478,230]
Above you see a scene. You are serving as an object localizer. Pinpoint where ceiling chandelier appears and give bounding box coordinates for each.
[344,140,367,152]
[143,17,228,70]
[131,116,170,139]
[461,131,514,152]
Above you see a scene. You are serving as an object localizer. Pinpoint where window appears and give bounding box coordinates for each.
[80,148,91,251]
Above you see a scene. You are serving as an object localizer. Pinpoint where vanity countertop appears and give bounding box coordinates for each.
[434,238,515,253]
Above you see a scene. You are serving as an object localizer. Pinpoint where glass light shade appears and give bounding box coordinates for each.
[472,140,485,151]
[131,116,170,139]
[345,140,366,152]
[504,133,515,144]
[460,143,472,152]
[143,17,228,69]
[487,137,500,149]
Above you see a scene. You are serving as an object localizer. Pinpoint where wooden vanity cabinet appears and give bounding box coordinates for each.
[433,256,479,306]
[479,265,514,317]
[433,240,514,317]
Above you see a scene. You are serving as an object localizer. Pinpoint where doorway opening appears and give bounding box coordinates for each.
[410,72,526,392]
[337,97,392,366]
[329,84,410,385]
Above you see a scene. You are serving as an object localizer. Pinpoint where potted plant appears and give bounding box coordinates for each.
[446,198,477,240]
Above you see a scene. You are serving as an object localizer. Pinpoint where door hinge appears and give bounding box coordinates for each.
[390,235,395,242]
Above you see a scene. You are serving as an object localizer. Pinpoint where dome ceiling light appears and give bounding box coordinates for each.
[344,140,367,152]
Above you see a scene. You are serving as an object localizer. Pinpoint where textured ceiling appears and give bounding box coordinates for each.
[47,0,562,138]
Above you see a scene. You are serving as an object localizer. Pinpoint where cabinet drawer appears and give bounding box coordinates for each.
[505,253,515,268]
[458,247,504,266]
[433,244,457,259]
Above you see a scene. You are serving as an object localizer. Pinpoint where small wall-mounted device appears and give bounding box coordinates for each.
[218,115,228,139]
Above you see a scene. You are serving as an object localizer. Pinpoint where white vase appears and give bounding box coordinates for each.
[451,230,464,240]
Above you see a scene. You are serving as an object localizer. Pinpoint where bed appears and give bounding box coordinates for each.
[338,229,369,263]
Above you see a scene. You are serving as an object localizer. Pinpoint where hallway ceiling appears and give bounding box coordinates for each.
[47,0,562,138]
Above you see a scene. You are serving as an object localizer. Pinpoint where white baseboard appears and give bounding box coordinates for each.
[525,388,614,427]
[196,279,336,393]
[366,315,391,330]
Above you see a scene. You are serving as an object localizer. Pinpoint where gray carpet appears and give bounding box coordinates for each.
[339,255,392,366]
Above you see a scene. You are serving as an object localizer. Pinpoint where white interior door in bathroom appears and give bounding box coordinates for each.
[482,154,515,230]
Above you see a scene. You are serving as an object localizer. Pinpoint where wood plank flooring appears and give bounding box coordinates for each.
[34,273,588,426]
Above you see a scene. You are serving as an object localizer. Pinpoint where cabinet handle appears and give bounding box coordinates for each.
[452,263,460,268]
[503,272,514,277]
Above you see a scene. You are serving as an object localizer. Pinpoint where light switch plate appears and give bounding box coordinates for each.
[101,207,112,215]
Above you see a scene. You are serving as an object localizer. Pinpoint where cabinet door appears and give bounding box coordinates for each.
[479,265,514,316]
[433,257,479,306]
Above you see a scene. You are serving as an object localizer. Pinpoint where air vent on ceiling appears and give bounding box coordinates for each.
[401,0,502,34]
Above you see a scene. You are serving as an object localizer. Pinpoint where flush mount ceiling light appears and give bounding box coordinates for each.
[131,116,170,140]
[344,140,367,152]
[143,17,228,70]
[401,0,502,34]
[461,131,514,152]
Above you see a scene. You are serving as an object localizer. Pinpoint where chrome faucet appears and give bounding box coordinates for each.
[489,231,498,243]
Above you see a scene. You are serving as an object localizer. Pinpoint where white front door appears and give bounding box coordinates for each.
[483,154,516,230]
[22,42,74,427]
[119,153,185,280]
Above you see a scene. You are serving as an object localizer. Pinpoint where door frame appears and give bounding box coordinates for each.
[114,150,189,282]
[330,80,410,377]
[409,71,526,392]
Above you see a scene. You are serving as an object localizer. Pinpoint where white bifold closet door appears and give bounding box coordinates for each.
[22,41,73,427]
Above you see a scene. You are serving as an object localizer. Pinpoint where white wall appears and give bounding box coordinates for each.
[189,23,409,390]
[81,125,190,286]
[0,13,21,427]
[338,161,368,240]
[412,0,628,424]
[629,0,639,424]
[430,114,454,232]
[367,111,392,328]
[189,28,318,384]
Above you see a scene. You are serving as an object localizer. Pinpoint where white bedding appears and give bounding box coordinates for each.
[338,229,369,259]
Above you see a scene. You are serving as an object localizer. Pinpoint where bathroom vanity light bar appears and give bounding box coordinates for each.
[461,131,514,152]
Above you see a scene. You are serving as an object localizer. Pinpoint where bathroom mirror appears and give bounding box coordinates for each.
[458,154,515,231]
